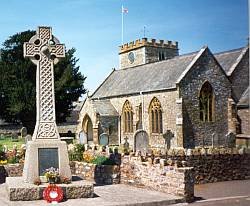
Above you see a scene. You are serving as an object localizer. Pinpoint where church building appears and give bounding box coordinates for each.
[77,38,249,150]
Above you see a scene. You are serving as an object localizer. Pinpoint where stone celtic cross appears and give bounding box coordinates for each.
[24,26,65,139]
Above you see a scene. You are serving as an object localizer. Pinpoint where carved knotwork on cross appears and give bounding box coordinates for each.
[24,26,65,139]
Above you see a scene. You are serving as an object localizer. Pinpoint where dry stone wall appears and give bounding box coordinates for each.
[166,147,250,184]
[70,161,120,185]
[120,156,194,202]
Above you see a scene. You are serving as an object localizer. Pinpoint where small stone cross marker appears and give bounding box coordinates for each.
[24,26,65,139]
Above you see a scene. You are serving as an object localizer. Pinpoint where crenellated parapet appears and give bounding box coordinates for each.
[119,38,178,54]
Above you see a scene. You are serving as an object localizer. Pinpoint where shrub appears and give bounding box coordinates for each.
[91,155,116,166]
[0,145,7,161]
[68,144,85,161]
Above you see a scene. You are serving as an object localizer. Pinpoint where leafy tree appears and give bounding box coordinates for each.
[0,30,86,132]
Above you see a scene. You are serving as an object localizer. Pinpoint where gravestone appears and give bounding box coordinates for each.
[211,133,219,147]
[11,133,18,141]
[163,130,174,150]
[123,136,130,154]
[25,134,32,144]
[134,130,149,156]
[99,133,109,146]
[20,127,27,138]
[79,130,87,144]
[226,132,236,148]
[22,26,71,183]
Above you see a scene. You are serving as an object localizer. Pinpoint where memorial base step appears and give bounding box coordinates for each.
[6,176,94,201]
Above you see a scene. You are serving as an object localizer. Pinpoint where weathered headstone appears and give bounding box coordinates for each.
[25,135,32,144]
[226,132,236,148]
[211,133,219,147]
[79,130,87,144]
[99,133,109,146]
[22,26,71,183]
[123,136,130,154]
[134,130,149,156]
[163,130,174,150]
[20,127,27,138]
[11,133,18,141]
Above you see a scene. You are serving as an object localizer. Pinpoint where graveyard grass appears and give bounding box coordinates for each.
[0,136,25,149]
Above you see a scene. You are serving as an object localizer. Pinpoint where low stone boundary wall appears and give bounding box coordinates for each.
[0,164,24,183]
[1,148,249,188]
[70,161,120,185]
[0,162,120,185]
[120,156,194,202]
[166,148,250,184]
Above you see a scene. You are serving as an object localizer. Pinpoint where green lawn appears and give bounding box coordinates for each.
[0,137,25,150]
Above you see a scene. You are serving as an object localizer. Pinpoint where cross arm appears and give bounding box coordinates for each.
[23,42,40,58]
[50,44,65,58]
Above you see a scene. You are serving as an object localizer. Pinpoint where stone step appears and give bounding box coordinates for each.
[6,176,94,201]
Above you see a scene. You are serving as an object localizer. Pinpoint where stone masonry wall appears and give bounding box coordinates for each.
[0,164,24,183]
[110,90,179,149]
[145,46,178,63]
[119,47,146,69]
[70,161,120,185]
[120,156,194,202]
[179,48,231,148]
[238,108,250,135]
[230,49,249,102]
[166,147,250,184]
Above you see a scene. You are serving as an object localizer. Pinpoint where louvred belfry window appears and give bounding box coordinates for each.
[149,97,163,133]
[123,100,133,133]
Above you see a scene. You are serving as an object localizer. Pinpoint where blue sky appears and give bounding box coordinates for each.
[0,0,248,94]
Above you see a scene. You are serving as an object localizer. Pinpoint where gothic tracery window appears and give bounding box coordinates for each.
[149,97,163,133]
[199,81,214,122]
[123,100,133,133]
[136,104,142,130]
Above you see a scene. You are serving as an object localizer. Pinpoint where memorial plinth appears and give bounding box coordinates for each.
[6,176,94,201]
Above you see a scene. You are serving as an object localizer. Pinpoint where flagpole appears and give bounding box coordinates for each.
[121,5,124,45]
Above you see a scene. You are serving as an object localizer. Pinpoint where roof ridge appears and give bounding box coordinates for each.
[227,46,249,76]
[176,46,208,84]
[214,47,245,55]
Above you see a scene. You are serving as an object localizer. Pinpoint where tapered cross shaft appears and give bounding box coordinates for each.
[24,26,65,139]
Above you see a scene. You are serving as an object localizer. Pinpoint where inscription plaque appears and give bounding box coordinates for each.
[38,148,59,176]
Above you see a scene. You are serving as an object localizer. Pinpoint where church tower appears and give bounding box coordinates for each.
[119,38,179,69]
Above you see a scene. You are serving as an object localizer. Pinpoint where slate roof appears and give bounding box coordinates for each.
[91,51,200,99]
[215,47,246,75]
[90,46,248,100]
[237,87,249,107]
[92,99,119,116]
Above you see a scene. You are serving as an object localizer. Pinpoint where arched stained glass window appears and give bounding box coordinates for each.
[123,100,133,133]
[199,81,214,122]
[149,97,163,133]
